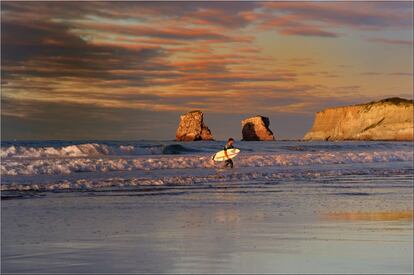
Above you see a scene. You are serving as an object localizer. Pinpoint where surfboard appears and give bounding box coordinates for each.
[212,148,240,162]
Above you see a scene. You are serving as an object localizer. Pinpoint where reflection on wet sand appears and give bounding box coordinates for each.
[324,211,414,221]
[2,170,413,273]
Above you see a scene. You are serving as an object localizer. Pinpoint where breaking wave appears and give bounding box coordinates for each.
[1,150,412,176]
[0,143,205,158]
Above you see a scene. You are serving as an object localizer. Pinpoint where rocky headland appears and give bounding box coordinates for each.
[304,97,413,141]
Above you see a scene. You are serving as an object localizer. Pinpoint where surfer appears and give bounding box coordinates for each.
[223,138,235,169]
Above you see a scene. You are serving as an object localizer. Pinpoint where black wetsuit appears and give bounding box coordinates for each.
[223,143,234,168]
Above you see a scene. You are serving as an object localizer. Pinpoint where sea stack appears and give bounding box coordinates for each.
[241,115,275,141]
[304,97,414,141]
[175,110,214,141]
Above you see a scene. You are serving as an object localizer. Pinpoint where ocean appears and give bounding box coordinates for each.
[1,140,413,273]
[1,140,413,193]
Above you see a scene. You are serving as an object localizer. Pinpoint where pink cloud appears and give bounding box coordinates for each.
[260,2,413,37]
[279,26,338,38]
[263,2,412,29]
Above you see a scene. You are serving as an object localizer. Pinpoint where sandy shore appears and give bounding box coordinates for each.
[2,172,413,274]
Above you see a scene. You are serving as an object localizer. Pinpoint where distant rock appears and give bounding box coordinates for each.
[175,110,214,141]
[241,116,275,141]
[162,144,199,154]
[304,97,414,141]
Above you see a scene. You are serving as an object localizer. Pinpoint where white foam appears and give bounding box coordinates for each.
[1,166,410,192]
[1,150,412,176]
[0,143,108,158]
[0,143,165,158]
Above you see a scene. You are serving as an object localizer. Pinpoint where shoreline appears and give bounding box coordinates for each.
[2,177,413,273]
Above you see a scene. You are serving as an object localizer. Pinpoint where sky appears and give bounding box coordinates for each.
[1,1,413,140]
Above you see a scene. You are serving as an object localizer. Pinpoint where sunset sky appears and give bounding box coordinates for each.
[1,1,413,140]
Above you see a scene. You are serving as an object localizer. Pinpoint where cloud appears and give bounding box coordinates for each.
[71,21,239,42]
[279,26,338,38]
[1,1,298,112]
[1,18,166,72]
[1,10,185,98]
[388,72,413,76]
[1,1,256,92]
[264,2,412,28]
[367,38,414,46]
[260,2,413,37]
[360,72,383,76]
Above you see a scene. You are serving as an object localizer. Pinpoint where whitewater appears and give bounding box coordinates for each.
[1,140,413,193]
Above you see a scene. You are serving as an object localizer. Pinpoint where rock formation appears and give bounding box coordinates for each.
[175,110,214,141]
[241,116,275,141]
[304,97,413,141]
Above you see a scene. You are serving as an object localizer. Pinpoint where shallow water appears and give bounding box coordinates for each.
[1,141,413,273]
[2,174,413,273]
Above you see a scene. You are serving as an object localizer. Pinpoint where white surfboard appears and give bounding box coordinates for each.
[212,148,240,162]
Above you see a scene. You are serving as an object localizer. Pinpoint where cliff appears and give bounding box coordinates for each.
[304,97,413,141]
[175,110,214,141]
[241,116,275,141]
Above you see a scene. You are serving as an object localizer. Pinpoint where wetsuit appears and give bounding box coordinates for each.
[223,143,234,168]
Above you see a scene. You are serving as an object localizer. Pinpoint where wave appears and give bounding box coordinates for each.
[281,142,412,152]
[0,143,204,158]
[2,141,412,159]
[1,166,411,192]
[1,150,412,176]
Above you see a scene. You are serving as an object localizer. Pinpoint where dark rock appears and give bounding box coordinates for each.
[241,116,275,141]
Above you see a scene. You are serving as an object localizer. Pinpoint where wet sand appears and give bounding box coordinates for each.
[2,174,413,273]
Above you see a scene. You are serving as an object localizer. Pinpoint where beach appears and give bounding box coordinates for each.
[1,141,413,273]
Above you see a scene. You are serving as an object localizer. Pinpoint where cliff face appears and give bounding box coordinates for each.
[241,116,275,141]
[175,110,214,141]
[304,98,413,141]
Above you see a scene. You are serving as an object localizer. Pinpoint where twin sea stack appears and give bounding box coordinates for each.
[304,97,414,141]
[175,112,275,141]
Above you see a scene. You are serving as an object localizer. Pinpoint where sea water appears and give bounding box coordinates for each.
[1,140,413,193]
[1,140,413,273]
